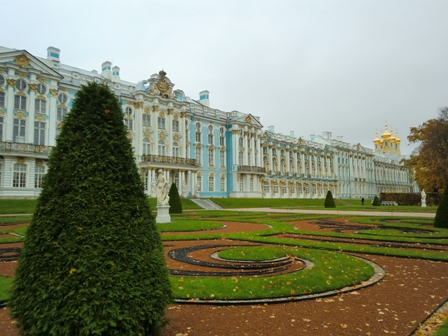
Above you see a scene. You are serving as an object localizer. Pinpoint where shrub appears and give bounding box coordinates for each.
[9,83,172,336]
[372,195,380,206]
[168,183,182,214]
[434,185,448,228]
[324,190,336,208]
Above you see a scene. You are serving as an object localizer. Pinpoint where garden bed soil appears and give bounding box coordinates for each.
[1,218,447,336]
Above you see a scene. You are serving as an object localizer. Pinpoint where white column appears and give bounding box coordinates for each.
[27,82,36,144]
[48,90,58,146]
[5,76,15,141]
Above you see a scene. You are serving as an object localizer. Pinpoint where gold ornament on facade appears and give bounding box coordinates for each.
[159,111,165,118]
[15,111,26,118]
[245,116,251,123]
[60,87,67,92]
[14,54,30,68]
[29,83,38,92]
[50,89,58,97]
[36,94,46,100]
[133,101,144,109]
[38,77,46,83]
[156,70,173,98]
[6,79,16,87]
[127,132,133,139]
[35,114,45,122]
[35,159,44,166]
[167,108,174,115]
[18,72,26,79]
[152,105,159,112]
[144,107,150,114]
[180,111,187,118]
[231,130,239,135]
[17,157,25,164]
[0,86,4,93]
[173,134,179,141]
[173,114,179,120]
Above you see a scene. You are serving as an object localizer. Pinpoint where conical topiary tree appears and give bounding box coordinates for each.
[372,195,380,206]
[324,190,336,208]
[9,82,172,335]
[434,185,448,228]
[168,183,182,214]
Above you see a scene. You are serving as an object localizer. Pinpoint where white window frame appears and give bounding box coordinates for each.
[13,163,27,188]
[158,117,165,129]
[14,95,27,110]
[208,148,214,166]
[208,175,214,192]
[158,140,166,156]
[142,114,151,127]
[35,98,47,114]
[34,165,46,188]
[172,119,179,132]
[220,176,225,192]
[34,121,46,145]
[13,118,26,143]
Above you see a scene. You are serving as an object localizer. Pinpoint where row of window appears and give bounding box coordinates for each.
[263,182,336,195]
[0,163,45,188]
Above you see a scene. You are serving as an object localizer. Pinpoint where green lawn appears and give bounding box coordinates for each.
[0,198,202,215]
[1,207,446,307]
[206,198,437,213]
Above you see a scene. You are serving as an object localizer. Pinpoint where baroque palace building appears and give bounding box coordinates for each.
[0,45,418,199]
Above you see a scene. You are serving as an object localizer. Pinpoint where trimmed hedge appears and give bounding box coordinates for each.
[9,83,172,336]
[434,185,448,228]
[168,183,182,214]
[324,190,336,208]
[372,196,380,206]
[380,192,441,206]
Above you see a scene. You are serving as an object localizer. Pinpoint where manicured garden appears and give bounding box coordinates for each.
[0,201,447,335]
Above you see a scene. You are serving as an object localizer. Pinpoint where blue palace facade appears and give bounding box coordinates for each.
[0,45,418,199]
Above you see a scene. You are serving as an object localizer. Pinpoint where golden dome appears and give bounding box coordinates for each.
[381,124,392,139]
[373,132,381,144]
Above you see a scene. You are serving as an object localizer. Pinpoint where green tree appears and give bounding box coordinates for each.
[9,83,172,336]
[403,108,448,192]
[434,184,448,228]
[324,190,336,208]
[372,195,380,206]
[168,183,182,214]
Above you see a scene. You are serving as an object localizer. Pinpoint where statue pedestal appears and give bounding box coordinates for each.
[156,205,171,223]
[421,201,427,208]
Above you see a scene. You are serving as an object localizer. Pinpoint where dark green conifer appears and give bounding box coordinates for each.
[168,183,182,214]
[9,82,172,336]
[324,190,336,208]
[434,185,448,228]
[372,195,381,206]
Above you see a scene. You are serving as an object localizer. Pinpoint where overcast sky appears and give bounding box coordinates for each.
[4,0,448,154]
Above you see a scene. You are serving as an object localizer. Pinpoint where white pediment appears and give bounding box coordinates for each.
[0,49,63,79]
[236,113,263,128]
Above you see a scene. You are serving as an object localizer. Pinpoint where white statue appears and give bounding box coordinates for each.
[156,169,169,206]
[421,189,426,202]
[421,189,427,207]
